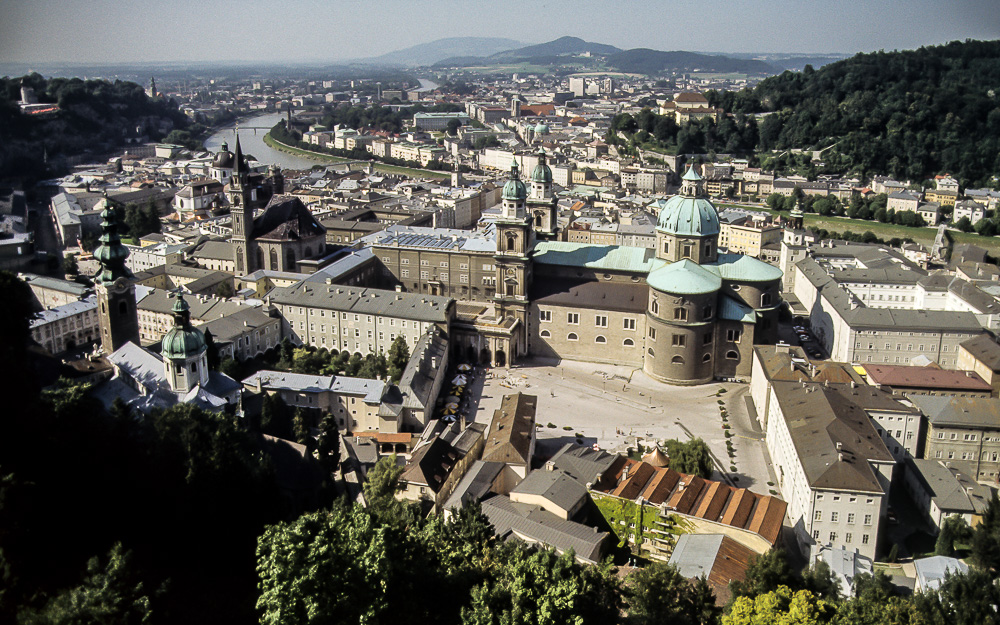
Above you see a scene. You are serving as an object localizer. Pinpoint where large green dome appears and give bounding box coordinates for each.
[161,295,206,359]
[655,194,720,237]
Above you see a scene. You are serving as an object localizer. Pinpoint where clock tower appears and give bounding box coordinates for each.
[93,196,140,354]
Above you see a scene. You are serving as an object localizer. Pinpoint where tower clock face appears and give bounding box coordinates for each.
[113,277,130,293]
[505,267,516,277]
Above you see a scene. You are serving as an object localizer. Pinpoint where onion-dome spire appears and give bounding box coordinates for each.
[161,292,206,359]
[93,193,131,285]
[502,159,527,201]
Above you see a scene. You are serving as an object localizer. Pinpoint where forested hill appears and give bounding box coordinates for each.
[709,39,1000,186]
[0,73,190,178]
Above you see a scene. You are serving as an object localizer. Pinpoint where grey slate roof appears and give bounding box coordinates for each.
[511,468,589,516]
[241,369,386,403]
[771,381,894,493]
[269,283,452,323]
[480,495,609,564]
[796,257,984,332]
[909,394,1000,429]
[529,280,648,313]
[959,334,1000,370]
[905,458,995,516]
[547,443,620,486]
[442,460,506,512]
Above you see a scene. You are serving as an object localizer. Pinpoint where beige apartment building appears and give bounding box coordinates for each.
[911,395,1000,483]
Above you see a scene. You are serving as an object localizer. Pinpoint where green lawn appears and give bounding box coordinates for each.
[716,203,1000,256]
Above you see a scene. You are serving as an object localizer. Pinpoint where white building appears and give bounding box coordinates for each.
[30,295,99,354]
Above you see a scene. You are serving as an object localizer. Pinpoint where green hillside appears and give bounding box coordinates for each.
[711,39,1000,185]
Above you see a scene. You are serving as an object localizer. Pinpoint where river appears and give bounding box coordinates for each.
[204,79,440,171]
[203,112,321,171]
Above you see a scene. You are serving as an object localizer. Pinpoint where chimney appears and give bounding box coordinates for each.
[838,452,844,462]
[851,380,857,388]
[836,441,843,451]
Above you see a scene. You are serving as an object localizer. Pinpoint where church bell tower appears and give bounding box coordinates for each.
[94,196,140,354]
[494,160,534,360]
[229,135,255,275]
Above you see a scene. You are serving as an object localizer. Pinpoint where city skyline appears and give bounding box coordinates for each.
[2,0,998,65]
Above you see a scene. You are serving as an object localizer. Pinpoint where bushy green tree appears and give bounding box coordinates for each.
[625,561,719,625]
[728,548,799,605]
[724,586,835,625]
[663,438,714,478]
[387,335,410,383]
[17,543,154,625]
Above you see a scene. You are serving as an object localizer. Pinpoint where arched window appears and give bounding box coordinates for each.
[623,338,635,346]
[595,336,606,344]
[119,301,127,314]
[190,363,197,373]
[703,353,712,363]
[236,248,244,274]
[567,333,578,341]
[507,236,516,251]
[726,350,739,360]
[674,307,688,321]
[650,299,659,314]
[703,305,713,319]
[257,247,265,270]
[761,292,772,307]
[269,248,278,270]
[286,249,296,270]
[671,355,684,364]
[535,214,543,227]
[540,330,551,338]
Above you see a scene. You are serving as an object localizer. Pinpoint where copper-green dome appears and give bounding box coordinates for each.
[502,160,527,201]
[533,122,550,135]
[647,259,722,295]
[531,152,552,184]
[655,195,720,237]
[161,295,206,359]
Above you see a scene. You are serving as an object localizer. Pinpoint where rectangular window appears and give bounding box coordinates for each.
[401,258,409,265]
[460,275,468,283]
[727,329,741,342]
[420,271,429,279]
[648,327,656,340]
[847,513,855,524]
[845,533,852,544]
[595,315,608,327]
[864,514,872,525]
[623,318,636,330]
[401,269,409,278]
[829,532,837,543]
[862,534,870,545]
[672,334,686,347]
[830,512,838,522]
[813,530,820,540]
[704,333,713,345]
[674,308,688,321]
[567,313,579,325]
[440,273,448,281]
[539,310,552,322]
[814,510,822,521]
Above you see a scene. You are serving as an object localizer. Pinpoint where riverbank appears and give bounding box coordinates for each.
[264,133,451,180]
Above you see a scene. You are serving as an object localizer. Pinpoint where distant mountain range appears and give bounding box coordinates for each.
[352,37,524,67]
[347,35,847,76]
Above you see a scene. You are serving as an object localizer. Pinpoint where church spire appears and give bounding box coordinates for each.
[93,195,131,285]
[233,133,246,181]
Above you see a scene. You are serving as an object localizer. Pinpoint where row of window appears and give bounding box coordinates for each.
[812,530,870,545]
[934,450,1000,461]
[814,511,873,525]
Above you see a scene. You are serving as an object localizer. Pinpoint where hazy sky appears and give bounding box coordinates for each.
[1,0,998,64]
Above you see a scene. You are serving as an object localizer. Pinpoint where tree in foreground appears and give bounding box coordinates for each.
[728,548,798,606]
[17,543,154,625]
[461,546,621,625]
[723,585,835,625]
[625,561,719,625]
[971,493,1000,574]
